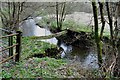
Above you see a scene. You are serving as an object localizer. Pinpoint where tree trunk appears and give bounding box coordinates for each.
[59,2,66,30]
[92,1,102,67]
[114,2,120,77]
[56,2,59,31]
[114,2,120,39]
[98,2,105,40]
[55,2,66,32]
[106,2,114,47]
[0,2,22,32]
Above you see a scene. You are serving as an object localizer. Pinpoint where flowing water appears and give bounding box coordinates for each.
[20,17,99,68]
[20,17,58,45]
[58,40,98,68]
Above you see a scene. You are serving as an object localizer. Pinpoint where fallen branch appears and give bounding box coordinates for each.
[30,30,67,40]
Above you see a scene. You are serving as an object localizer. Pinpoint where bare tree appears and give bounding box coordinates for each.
[113,1,120,77]
[55,2,66,32]
[0,2,44,32]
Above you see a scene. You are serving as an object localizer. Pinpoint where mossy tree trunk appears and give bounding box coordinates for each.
[92,1,102,67]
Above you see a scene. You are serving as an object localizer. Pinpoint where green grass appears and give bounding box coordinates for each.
[37,17,111,38]
[21,37,56,60]
[62,20,111,37]
[1,57,67,78]
[1,36,67,78]
[2,57,103,78]
[50,20,92,33]
[50,20,111,38]
[1,18,116,78]
[62,20,92,33]
[1,36,99,78]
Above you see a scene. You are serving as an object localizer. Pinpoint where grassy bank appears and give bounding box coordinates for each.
[1,37,99,78]
[1,57,67,78]
[2,56,101,78]
[21,37,56,60]
[1,20,116,78]
[38,18,110,38]
[1,37,67,78]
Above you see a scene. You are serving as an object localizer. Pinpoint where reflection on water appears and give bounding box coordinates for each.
[58,41,98,68]
[83,53,98,68]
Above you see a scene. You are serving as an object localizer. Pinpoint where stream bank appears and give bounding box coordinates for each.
[21,26,117,70]
[8,16,120,70]
[2,17,120,78]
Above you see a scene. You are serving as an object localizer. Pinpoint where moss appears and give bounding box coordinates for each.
[21,37,56,60]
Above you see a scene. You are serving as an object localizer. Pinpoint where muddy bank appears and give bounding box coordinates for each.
[29,29,119,69]
[57,30,94,48]
[27,47,63,59]
[31,30,94,59]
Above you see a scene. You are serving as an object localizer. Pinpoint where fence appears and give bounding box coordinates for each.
[0,29,22,64]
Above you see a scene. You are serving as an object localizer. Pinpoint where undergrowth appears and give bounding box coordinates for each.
[21,37,56,60]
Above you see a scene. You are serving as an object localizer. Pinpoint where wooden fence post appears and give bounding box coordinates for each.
[15,31,22,62]
[8,32,13,58]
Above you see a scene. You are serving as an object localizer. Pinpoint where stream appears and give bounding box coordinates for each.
[20,17,99,69]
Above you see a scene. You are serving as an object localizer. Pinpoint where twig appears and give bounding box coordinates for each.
[0,53,18,64]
